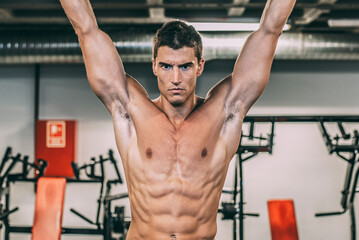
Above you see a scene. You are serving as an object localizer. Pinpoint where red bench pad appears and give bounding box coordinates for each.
[268,199,299,240]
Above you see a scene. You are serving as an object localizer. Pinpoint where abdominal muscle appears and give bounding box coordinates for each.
[126,177,220,240]
[123,142,228,240]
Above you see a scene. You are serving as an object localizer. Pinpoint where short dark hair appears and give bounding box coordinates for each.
[153,20,203,62]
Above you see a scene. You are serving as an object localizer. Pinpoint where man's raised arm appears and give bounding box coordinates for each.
[60,0,128,113]
[225,0,296,116]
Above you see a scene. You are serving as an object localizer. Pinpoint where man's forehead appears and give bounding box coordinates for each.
[156,46,196,64]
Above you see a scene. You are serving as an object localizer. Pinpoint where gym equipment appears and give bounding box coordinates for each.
[68,149,129,239]
[0,147,48,182]
[31,177,66,240]
[220,120,274,240]
[315,122,359,240]
[0,147,48,230]
[221,115,359,240]
[103,181,130,240]
[71,149,122,183]
[70,149,122,230]
[0,147,49,240]
[268,199,299,240]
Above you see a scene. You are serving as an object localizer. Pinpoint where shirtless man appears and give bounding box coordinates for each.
[60,0,296,239]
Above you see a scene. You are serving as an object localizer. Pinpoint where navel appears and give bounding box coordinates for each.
[170,234,176,239]
[145,148,153,159]
[201,148,207,158]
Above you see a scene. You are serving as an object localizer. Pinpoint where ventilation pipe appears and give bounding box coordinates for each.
[0,30,359,64]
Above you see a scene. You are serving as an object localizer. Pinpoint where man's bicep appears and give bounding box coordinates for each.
[228,29,280,113]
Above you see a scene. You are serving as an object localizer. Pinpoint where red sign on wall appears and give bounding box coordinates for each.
[36,120,77,177]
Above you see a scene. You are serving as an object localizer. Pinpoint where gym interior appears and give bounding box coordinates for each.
[1,0,359,240]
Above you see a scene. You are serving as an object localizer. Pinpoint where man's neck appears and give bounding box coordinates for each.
[155,95,199,129]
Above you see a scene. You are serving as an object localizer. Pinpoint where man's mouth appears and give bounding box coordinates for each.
[168,88,184,93]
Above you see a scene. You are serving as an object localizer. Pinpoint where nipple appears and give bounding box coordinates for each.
[201,148,207,158]
[146,148,153,159]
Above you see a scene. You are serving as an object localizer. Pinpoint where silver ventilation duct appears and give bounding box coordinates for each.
[0,30,359,64]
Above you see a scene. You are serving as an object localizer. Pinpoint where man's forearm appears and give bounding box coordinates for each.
[260,0,296,35]
[59,0,98,35]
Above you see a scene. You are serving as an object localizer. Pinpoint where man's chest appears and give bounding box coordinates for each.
[125,119,228,183]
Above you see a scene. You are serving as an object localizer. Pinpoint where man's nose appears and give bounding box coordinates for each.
[171,67,181,85]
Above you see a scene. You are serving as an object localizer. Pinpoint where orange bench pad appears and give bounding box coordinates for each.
[31,177,66,240]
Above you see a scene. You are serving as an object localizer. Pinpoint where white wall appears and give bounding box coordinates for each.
[0,66,37,238]
[1,60,359,240]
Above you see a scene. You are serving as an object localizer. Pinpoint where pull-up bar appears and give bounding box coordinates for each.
[240,115,359,154]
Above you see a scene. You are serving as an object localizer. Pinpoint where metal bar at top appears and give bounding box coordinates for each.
[0,2,358,10]
[243,115,359,123]
[237,145,271,153]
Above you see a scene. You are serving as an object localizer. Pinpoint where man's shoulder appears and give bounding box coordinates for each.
[205,75,232,100]
[126,74,151,101]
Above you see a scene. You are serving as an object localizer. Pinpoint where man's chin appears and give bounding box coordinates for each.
[170,99,185,107]
[167,95,186,106]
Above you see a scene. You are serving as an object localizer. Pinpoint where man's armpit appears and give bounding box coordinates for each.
[111,101,132,122]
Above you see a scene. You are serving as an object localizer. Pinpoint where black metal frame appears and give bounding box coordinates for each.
[1,149,124,240]
[315,121,359,240]
[0,147,48,230]
[68,149,123,237]
[219,115,359,240]
[3,178,104,240]
[103,181,130,240]
[219,120,275,240]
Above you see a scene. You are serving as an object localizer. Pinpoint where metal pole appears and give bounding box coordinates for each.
[239,154,244,240]
[34,64,40,163]
[233,156,238,240]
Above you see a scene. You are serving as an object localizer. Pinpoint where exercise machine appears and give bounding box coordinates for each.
[315,121,359,240]
[0,146,48,240]
[69,149,129,240]
[221,115,359,240]
[219,120,275,240]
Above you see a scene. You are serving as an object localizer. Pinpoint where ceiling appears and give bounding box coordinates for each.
[0,0,358,34]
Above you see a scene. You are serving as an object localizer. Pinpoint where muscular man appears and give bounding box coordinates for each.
[60,0,296,239]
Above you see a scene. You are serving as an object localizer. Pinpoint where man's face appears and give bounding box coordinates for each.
[152,46,205,106]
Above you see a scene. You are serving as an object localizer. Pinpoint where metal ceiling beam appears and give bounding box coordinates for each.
[147,0,165,19]
[0,8,12,19]
[0,3,358,10]
[295,0,338,25]
[228,0,249,17]
[0,17,173,24]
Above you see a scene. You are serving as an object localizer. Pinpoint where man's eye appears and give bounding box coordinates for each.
[180,65,189,71]
[162,65,172,70]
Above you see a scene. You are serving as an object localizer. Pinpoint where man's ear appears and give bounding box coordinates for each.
[152,58,157,76]
[196,58,205,77]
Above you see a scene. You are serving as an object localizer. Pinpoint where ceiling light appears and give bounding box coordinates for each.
[328,19,359,28]
[189,22,291,32]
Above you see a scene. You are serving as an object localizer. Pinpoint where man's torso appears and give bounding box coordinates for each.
[112,76,242,240]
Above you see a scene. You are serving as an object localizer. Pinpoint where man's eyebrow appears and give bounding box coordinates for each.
[158,62,194,67]
[179,62,194,67]
[159,62,172,66]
